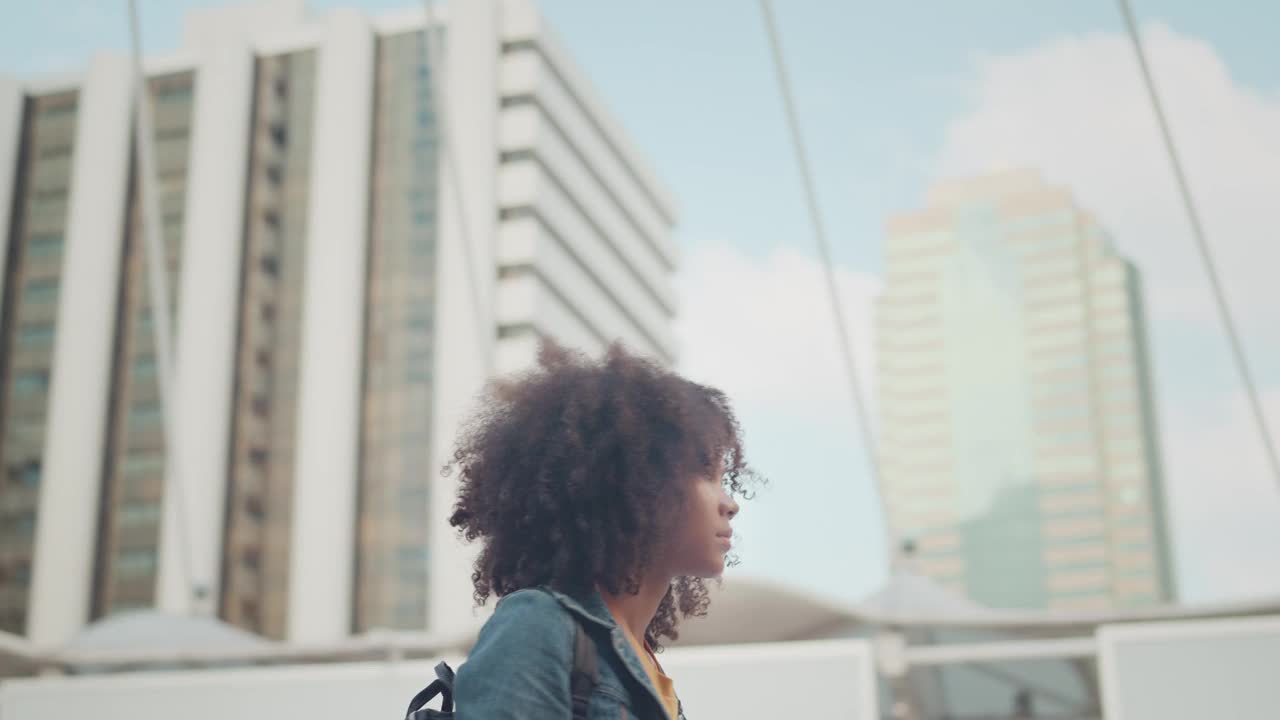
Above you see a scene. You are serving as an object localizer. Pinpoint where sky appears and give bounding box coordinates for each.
[3,0,1279,608]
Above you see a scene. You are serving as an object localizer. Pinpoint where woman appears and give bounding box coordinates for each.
[449,342,760,719]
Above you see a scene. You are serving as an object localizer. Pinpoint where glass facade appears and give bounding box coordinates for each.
[93,71,196,618]
[0,90,78,634]
[879,176,1172,610]
[220,50,317,639]
[353,29,441,632]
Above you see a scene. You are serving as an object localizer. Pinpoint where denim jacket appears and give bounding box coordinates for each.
[454,587,685,720]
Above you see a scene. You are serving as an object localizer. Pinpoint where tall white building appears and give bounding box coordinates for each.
[877,170,1173,612]
[0,0,677,648]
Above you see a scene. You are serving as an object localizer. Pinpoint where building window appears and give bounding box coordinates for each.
[397,545,428,576]
[8,462,41,487]
[251,395,270,417]
[1030,350,1087,375]
[123,453,163,477]
[1097,363,1133,385]
[28,234,63,257]
[407,309,431,330]
[1036,402,1089,422]
[1028,301,1085,329]
[119,502,161,527]
[115,548,157,576]
[1106,411,1140,433]
[12,371,49,396]
[133,355,157,378]
[37,98,77,118]
[1117,485,1142,506]
[129,402,163,430]
[30,188,67,205]
[4,511,36,539]
[1096,335,1131,358]
[136,309,154,333]
[242,597,261,620]
[245,494,265,520]
[1038,428,1092,447]
[19,324,55,345]
[156,86,193,104]
[394,603,422,627]
[1032,375,1089,399]
[155,125,188,142]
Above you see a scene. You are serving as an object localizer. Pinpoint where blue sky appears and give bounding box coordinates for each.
[6,1,1278,270]
[4,1,1279,607]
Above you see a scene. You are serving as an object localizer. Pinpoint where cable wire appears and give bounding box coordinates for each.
[127,0,199,609]
[1116,0,1280,490]
[757,0,896,565]
[421,0,493,373]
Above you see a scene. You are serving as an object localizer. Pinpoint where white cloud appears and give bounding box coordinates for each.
[937,23,1280,339]
[936,23,1280,603]
[675,241,889,602]
[676,241,880,425]
[1160,390,1280,601]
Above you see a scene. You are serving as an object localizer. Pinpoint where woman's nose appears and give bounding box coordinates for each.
[721,495,739,519]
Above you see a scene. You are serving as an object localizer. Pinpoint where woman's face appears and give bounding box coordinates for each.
[665,462,740,578]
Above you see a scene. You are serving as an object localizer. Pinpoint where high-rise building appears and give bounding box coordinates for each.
[877,170,1173,611]
[0,0,678,647]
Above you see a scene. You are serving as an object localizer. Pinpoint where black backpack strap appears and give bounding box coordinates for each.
[405,662,455,719]
[569,617,598,720]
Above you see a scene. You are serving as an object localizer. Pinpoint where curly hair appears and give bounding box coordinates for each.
[447,341,761,648]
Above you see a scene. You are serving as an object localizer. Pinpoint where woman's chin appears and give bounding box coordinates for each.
[698,557,727,579]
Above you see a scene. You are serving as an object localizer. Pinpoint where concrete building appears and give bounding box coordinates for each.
[0,0,677,648]
[877,170,1173,611]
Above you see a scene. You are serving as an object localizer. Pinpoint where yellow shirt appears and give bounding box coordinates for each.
[603,599,679,720]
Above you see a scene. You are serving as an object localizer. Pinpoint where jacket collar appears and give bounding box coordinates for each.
[540,585,617,631]
[541,586,672,719]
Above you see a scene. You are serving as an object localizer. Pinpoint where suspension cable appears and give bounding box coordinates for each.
[757,0,896,567]
[421,0,493,372]
[1116,0,1280,490]
[127,0,199,608]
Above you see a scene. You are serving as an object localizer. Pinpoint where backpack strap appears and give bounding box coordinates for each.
[405,662,455,719]
[569,616,598,720]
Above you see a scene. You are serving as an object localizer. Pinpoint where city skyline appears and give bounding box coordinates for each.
[0,3,1276,718]
[1,0,1278,613]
